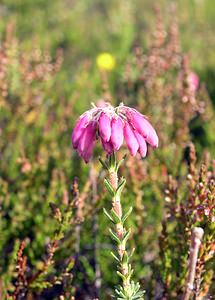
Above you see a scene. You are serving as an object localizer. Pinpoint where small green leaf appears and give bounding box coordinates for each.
[110,208,122,223]
[109,228,121,244]
[129,247,135,259]
[116,271,126,281]
[116,178,126,197]
[115,287,126,298]
[132,289,145,300]
[103,208,114,223]
[116,155,126,172]
[127,268,134,281]
[122,251,129,264]
[104,178,115,197]
[99,157,109,170]
[122,229,131,244]
[109,152,117,169]
[122,207,133,224]
[110,251,120,262]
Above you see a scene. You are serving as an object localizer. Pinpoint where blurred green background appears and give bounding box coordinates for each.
[1,0,215,103]
[0,0,215,299]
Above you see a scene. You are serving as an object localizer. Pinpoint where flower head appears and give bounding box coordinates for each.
[96,53,116,71]
[72,103,158,163]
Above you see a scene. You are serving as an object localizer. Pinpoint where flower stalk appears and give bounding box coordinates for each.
[101,153,144,300]
[182,227,204,300]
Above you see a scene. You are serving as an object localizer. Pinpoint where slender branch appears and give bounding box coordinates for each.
[108,168,126,265]
[101,153,144,299]
[182,227,204,300]
[28,240,57,285]
[11,241,28,300]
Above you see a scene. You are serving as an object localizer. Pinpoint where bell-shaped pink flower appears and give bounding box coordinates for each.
[110,117,124,150]
[127,110,149,138]
[71,114,89,149]
[77,122,96,163]
[124,123,139,156]
[98,112,111,142]
[82,140,95,163]
[123,107,158,148]
[134,131,147,157]
[144,119,159,148]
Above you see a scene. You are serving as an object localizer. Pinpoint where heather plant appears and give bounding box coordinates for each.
[0,3,215,300]
[72,103,159,299]
[158,143,215,299]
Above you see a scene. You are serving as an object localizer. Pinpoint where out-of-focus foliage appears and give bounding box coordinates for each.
[0,1,214,299]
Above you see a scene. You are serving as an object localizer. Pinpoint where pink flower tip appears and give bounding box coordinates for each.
[189,72,199,92]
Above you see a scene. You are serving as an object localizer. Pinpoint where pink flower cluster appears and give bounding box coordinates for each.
[72,103,158,163]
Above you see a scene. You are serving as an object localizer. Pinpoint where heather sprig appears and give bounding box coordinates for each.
[158,144,215,299]
[72,103,159,298]
[101,153,144,299]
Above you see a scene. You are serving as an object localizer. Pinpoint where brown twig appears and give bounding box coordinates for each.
[27,240,57,285]
[182,227,204,300]
[11,241,27,300]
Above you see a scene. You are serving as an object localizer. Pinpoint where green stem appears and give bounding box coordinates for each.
[101,153,144,300]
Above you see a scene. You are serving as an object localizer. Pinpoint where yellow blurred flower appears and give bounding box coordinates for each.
[96,52,116,71]
[25,110,38,125]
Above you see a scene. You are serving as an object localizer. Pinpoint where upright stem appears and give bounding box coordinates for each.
[108,168,128,282]
[182,227,204,300]
[101,153,144,300]
[109,168,124,245]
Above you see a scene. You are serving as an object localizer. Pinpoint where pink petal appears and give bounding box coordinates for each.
[110,117,124,150]
[127,110,150,138]
[71,114,89,149]
[77,122,96,163]
[98,112,111,142]
[101,138,114,155]
[124,123,139,156]
[144,120,159,148]
[128,109,158,148]
[82,140,95,163]
[134,131,147,157]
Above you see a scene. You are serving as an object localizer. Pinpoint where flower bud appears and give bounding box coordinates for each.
[124,123,139,156]
[134,131,147,157]
[99,112,111,142]
[111,117,124,150]
[71,114,89,149]
[77,122,96,162]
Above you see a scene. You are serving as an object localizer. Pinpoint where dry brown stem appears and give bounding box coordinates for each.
[182,227,204,300]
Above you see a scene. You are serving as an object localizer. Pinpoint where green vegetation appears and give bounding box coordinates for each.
[0,1,214,299]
